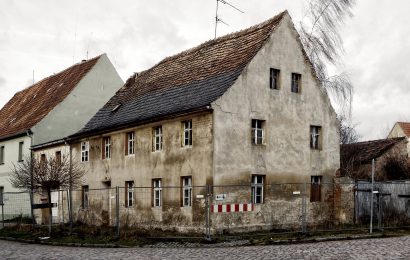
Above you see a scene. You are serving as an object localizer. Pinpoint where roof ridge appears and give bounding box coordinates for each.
[342,137,405,146]
[136,11,287,78]
[14,54,103,95]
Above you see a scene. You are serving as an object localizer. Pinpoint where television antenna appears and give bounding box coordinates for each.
[214,0,244,38]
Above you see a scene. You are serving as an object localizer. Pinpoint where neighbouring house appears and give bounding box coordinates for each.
[340,137,408,181]
[388,122,410,156]
[35,11,340,232]
[0,54,124,222]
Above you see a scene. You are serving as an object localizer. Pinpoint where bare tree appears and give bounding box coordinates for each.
[339,115,360,144]
[10,154,85,235]
[299,0,356,113]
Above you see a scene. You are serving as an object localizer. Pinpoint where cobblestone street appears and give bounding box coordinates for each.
[1,236,410,259]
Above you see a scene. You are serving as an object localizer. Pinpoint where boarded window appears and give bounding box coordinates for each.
[291,73,301,93]
[18,142,24,162]
[0,146,4,164]
[55,151,61,165]
[310,176,322,202]
[270,68,280,89]
[82,185,89,209]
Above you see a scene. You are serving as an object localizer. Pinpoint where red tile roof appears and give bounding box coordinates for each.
[0,55,102,140]
[397,122,410,137]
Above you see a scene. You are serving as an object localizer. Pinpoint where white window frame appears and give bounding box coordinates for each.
[310,126,321,149]
[251,175,264,204]
[127,132,135,155]
[252,119,264,145]
[0,146,4,165]
[182,120,192,147]
[126,181,134,207]
[153,179,162,207]
[104,137,111,159]
[153,126,163,151]
[81,141,89,162]
[182,176,192,207]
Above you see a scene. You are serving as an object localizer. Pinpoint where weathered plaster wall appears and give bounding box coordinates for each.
[212,13,339,186]
[71,112,213,227]
[32,54,124,146]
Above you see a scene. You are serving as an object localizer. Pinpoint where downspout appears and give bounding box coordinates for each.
[26,130,36,225]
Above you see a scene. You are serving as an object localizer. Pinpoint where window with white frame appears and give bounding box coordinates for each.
[82,185,89,209]
[126,132,135,155]
[310,125,322,150]
[0,146,4,165]
[153,126,163,151]
[81,141,89,162]
[251,119,265,145]
[182,120,192,147]
[182,176,192,207]
[125,181,134,207]
[251,175,264,204]
[18,141,24,162]
[153,179,162,207]
[103,137,111,159]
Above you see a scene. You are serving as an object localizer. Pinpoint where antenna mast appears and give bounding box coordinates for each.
[214,0,244,38]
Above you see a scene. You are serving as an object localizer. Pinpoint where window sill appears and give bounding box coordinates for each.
[181,145,192,149]
[125,154,135,157]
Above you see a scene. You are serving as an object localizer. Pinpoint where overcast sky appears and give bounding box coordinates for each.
[1,0,409,140]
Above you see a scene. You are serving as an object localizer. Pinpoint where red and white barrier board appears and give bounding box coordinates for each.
[211,203,253,213]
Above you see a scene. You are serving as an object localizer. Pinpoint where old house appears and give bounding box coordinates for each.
[35,11,340,231]
[0,54,123,221]
[388,122,410,156]
[340,137,408,181]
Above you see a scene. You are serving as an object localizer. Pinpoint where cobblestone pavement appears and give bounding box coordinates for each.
[1,236,410,259]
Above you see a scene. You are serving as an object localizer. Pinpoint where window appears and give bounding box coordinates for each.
[81,141,89,162]
[270,68,280,89]
[0,186,3,205]
[310,176,322,202]
[182,120,192,147]
[40,154,46,163]
[126,132,135,155]
[291,73,301,93]
[153,179,162,207]
[182,176,192,207]
[310,125,322,150]
[251,119,264,145]
[55,151,61,165]
[251,175,264,204]
[103,137,111,159]
[152,126,163,151]
[0,146,4,165]
[18,142,23,162]
[125,181,134,207]
[82,185,89,209]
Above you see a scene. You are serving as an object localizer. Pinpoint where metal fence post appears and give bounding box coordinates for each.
[370,159,375,234]
[115,186,120,238]
[68,189,73,234]
[302,182,307,233]
[205,185,211,241]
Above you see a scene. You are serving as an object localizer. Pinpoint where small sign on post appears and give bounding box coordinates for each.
[215,194,226,201]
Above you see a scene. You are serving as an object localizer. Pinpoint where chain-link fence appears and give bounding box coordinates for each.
[1,181,409,238]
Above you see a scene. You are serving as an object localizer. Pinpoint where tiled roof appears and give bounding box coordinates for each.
[74,11,287,137]
[397,122,410,137]
[0,55,102,140]
[341,137,406,165]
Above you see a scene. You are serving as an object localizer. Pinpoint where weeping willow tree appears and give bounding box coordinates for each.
[299,0,356,118]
